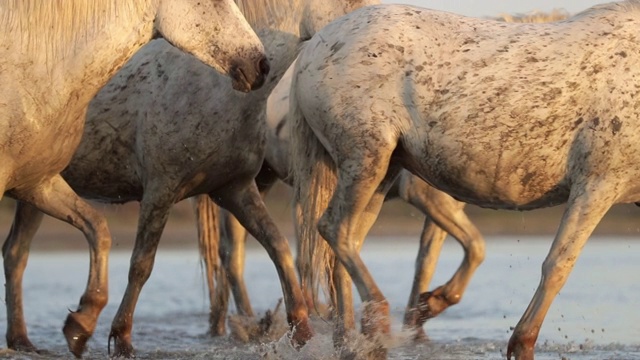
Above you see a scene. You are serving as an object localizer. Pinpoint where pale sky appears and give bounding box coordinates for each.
[383,0,607,18]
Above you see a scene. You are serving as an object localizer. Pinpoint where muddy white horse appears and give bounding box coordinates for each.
[4,0,378,357]
[290,2,640,359]
[194,60,484,342]
[0,0,266,357]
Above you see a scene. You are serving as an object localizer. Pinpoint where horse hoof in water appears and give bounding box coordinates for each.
[507,334,536,360]
[290,317,314,348]
[63,312,93,358]
[7,336,38,354]
[108,332,135,359]
[360,301,391,360]
[416,288,457,323]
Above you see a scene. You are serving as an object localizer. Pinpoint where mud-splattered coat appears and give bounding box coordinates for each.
[290,2,640,359]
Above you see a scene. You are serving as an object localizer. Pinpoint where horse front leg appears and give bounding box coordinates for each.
[3,201,44,353]
[13,174,111,358]
[109,191,174,358]
[210,180,313,347]
[507,183,613,360]
[403,186,485,328]
[219,207,254,317]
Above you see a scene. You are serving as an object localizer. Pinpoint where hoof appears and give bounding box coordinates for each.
[291,318,314,348]
[507,333,536,360]
[360,301,391,337]
[416,290,452,322]
[108,332,135,359]
[360,301,390,360]
[63,312,94,358]
[7,336,38,353]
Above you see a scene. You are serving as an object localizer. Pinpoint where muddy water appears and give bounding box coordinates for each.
[0,236,638,359]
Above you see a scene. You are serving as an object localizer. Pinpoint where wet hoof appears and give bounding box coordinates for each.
[290,317,314,348]
[7,336,38,353]
[506,333,535,360]
[361,301,390,360]
[63,312,94,358]
[412,326,429,343]
[209,312,226,337]
[402,308,430,343]
[108,331,135,359]
[416,289,453,323]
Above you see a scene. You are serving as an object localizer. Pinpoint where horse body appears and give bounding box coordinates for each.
[6,0,379,357]
[196,58,483,345]
[1,0,268,356]
[291,2,640,359]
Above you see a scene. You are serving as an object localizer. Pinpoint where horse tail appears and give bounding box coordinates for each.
[192,195,228,333]
[289,71,337,311]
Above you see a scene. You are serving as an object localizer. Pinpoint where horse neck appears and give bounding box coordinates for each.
[2,0,158,110]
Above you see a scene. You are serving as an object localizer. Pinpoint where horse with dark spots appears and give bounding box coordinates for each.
[4,0,378,357]
[290,2,640,359]
[192,60,484,346]
[0,0,266,357]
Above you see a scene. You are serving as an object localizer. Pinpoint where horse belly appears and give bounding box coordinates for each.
[403,135,570,210]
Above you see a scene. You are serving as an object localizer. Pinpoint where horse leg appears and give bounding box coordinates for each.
[218,168,277,319]
[3,201,44,352]
[12,175,111,357]
[507,183,614,360]
[405,186,485,327]
[317,152,396,359]
[219,207,254,317]
[402,218,448,340]
[192,194,228,336]
[332,165,402,356]
[109,191,174,358]
[210,180,313,347]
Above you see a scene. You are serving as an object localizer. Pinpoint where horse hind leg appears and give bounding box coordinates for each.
[3,201,44,353]
[405,186,485,327]
[210,180,313,347]
[316,149,399,359]
[11,174,111,358]
[109,190,174,358]
[331,164,402,357]
[402,218,448,341]
[507,181,615,360]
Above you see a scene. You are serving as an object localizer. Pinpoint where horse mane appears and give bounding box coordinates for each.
[0,0,155,60]
[235,0,302,30]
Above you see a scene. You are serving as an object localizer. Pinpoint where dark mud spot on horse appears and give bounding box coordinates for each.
[572,117,584,130]
[610,116,622,135]
[330,41,345,55]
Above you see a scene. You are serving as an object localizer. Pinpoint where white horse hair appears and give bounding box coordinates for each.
[0,0,267,356]
[291,1,640,359]
[3,0,378,357]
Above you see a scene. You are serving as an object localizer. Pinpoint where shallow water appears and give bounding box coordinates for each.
[0,236,639,359]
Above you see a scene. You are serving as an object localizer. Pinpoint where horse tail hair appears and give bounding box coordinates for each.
[192,195,228,333]
[289,70,338,313]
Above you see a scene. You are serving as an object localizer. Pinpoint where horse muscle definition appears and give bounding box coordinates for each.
[1,0,266,356]
[291,2,640,359]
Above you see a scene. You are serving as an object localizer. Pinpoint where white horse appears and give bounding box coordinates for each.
[0,0,266,356]
[194,59,484,343]
[290,2,640,359]
[4,0,378,357]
